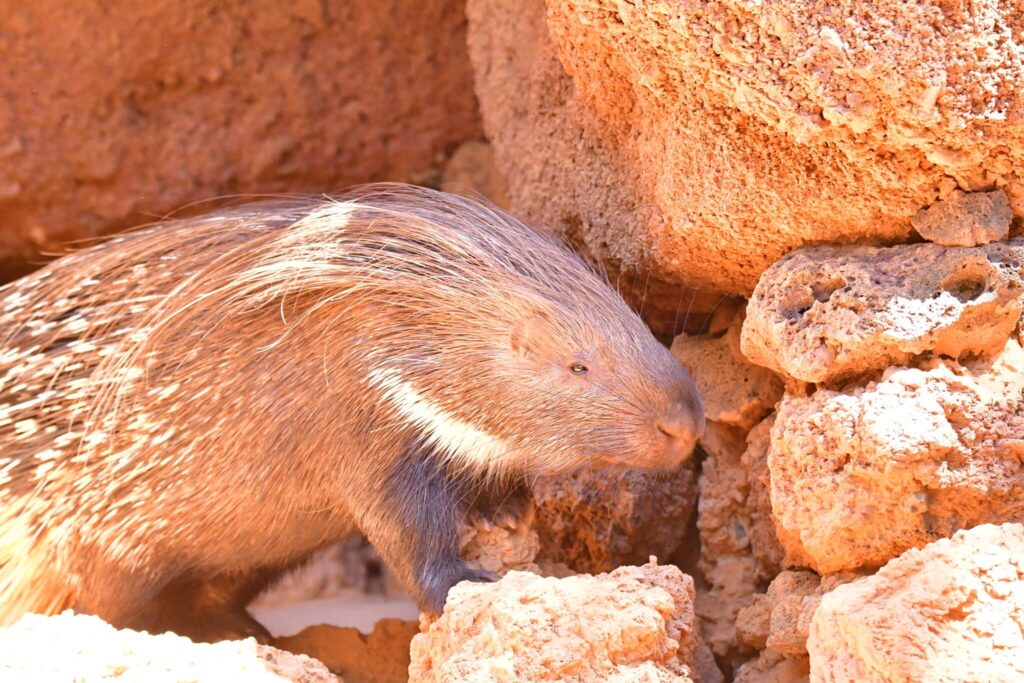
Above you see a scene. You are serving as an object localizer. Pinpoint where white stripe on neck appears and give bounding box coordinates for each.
[367,367,510,473]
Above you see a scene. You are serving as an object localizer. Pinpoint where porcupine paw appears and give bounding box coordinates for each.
[467,483,534,531]
[419,555,496,616]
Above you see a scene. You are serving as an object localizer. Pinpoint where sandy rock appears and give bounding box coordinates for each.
[441,140,511,210]
[912,189,1012,247]
[741,241,1024,384]
[696,418,786,658]
[533,463,697,574]
[735,650,810,683]
[0,611,335,682]
[770,340,1024,573]
[469,0,1024,308]
[275,619,418,683]
[672,313,784,431]
[809,524,1024,682]
[0,0,480,280]
[409,561,707,682]
[459,502,545,576]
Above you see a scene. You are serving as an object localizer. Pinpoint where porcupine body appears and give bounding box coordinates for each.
[0,184,703,641]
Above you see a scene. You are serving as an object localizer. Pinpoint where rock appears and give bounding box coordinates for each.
[441,140,511,209]
[468,0,1024,306]
[735,594,771,652]
[696,419,786,658]
[533,463,697,574]
[409,561,708,682]
[459,501,546,576]
[0,0,481,280]
[254,536,405,610]
[274,619,418,683]
[735,570,856,664]
[672,312,784,431]
[735,650,810,683]
[912,189,1012,246]
[770,340,1024,573]
[0,611,335,682]
[741,241,1024,383]
[809,524,1024,682]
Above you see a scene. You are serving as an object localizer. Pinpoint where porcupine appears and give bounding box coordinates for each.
[0,184,704,642]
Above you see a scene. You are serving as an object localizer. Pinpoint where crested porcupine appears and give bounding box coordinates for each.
[0,184,703,641]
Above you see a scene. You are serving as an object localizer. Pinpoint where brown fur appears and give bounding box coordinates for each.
[0,184,702,640]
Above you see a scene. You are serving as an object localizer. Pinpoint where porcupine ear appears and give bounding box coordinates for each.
[510,311,556,358]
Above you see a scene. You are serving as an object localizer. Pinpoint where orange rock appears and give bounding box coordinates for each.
[274,619,418,683]
[441,141,511,210]
[468,0,1024,304]
[532,464,697,574]
[770,341,1024,573]
[735,650,809,683]
[912,189,1012,247]
[672,312,783,432]
[0,0,481,280]
[809,524,1024,682]
[697,418,786,658]
[409,561,718,682]
[741,242,1024,384]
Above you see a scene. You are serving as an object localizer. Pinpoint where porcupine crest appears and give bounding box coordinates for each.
[0,184,672,623]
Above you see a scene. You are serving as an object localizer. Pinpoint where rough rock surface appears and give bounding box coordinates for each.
[672,313,784,432]
[409,561,710,682]
[469,0,1024,302]
[0,611,335,682]
[440,140,511,210]
[275,619,418,683]
[736,572,855,658]
[696,418,786,658]
[809,524,1024,682]
[741,241,1024,383]
[0,0,481,280]
[912,189,1012,247]
[770,340,1024,573]
[734,650,810,683]
[532,464,697,574]
[459,502,548,577]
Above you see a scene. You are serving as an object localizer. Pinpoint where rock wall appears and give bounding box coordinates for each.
[468,0,1024,334]
[0,0,482,279]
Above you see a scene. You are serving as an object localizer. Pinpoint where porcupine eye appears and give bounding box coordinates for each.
[570,362,589,374]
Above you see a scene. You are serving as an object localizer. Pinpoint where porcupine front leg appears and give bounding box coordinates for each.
[357,438,492,616]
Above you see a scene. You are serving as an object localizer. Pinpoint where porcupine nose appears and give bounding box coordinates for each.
[655,393,705,466]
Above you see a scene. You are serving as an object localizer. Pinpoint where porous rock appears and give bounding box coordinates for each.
[469,0,1024,305]
[741,241,1024,384]
[912,189,1012,247]
[672,312,783,431]
[770,340,1024,573]
[0,611,335,682]
[275,619,418,683]
[696,418,785,658]
[0,0,480,280]
[734,650,810,683]
[440,140,511,210]
[458,502,547,576]
[736,571,856,658]
[532,463,697,574]
[408,561,711,682]
[809,523,1024,682]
